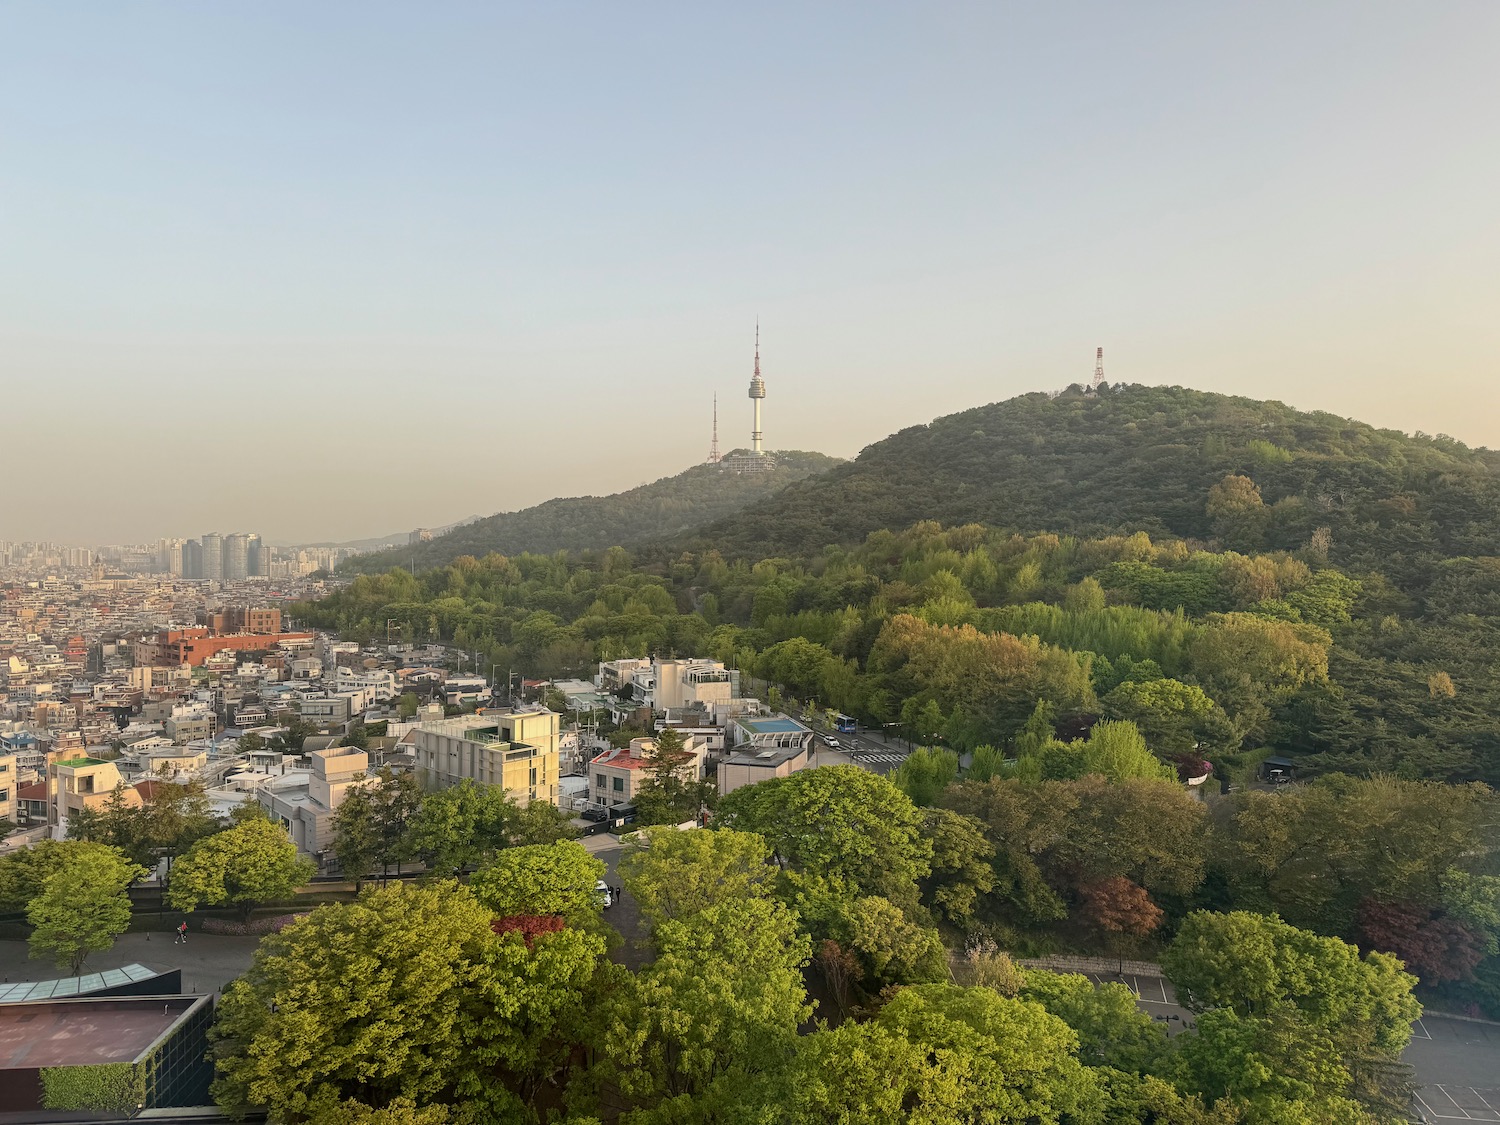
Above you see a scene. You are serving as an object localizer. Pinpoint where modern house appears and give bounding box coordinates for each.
[409,707,561,807]
[256,744,371,858]
[717,741,813,797]
[589,735,707,810]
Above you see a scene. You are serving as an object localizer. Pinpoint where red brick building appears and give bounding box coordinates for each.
[137,628,313,667]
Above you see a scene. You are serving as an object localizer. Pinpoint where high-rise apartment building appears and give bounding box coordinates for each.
[200,533,223,581]
[246,534,265,577]
[223,533,250,580]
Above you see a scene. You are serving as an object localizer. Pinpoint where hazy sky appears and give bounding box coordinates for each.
[3,3,1498,545]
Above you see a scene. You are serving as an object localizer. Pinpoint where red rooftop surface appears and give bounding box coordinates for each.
[0,997,194,1069]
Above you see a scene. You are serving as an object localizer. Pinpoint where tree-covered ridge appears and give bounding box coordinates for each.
[339,450,840,576]
[686,384,1500,592]
[302,518,1500,784]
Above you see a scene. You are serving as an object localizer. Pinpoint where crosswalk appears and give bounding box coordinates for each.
[848,750,907,764]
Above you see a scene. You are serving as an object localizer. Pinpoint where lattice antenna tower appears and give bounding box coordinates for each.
[1091,347,1105,391]
[708,393,720,462]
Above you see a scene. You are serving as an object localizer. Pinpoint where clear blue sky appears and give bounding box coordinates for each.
[3,2,1497,544]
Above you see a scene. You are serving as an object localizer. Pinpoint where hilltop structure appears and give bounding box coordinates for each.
[721,323,778,473]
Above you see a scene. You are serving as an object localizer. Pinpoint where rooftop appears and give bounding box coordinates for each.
[725,744,810,768]
[54,756,109,768]
[734,716,807,735]
[0,964,161,1005]
[0,996,200,1068]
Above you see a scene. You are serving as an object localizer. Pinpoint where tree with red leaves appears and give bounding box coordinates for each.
[1357,899,1484,985]
[1079,876,1164,970]
[491,914,566,949]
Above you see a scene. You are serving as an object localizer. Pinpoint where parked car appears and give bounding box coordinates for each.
[595,879,614,910]
[582,807,611,822]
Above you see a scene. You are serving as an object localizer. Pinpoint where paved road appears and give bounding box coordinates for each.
[805,724,912,776]
[1405,1016,1500,1122]
[582,834,651,969]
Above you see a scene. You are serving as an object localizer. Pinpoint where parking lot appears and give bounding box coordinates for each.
[1405,1016,1500,1122]
[1082,971,1500,1120]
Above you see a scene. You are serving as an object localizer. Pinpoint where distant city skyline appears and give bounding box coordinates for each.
[3,3,1498,543]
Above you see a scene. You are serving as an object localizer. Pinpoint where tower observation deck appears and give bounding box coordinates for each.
[721,321,777,473]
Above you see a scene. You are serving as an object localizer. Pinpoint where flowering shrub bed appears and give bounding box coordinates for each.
[200,913,308,936]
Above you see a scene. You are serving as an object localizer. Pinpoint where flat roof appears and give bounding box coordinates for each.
[725,744,809,768]
[735,717,807,734]
[0,997,200,1069]
[55,756,109,768]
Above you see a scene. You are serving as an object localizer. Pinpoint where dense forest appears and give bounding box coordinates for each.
[304,520,1500,786]
[339,451,839,576]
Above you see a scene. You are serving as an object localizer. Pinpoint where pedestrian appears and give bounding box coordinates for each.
[175,921,188,945]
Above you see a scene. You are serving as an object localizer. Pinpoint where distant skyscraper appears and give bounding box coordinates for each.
[201,533,223,581]
[168,541,184,577]
[184,539,203,579]
[247,534,265,577]
[224,533,250,580]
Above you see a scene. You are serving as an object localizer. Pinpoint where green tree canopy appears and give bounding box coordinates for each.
[27,843,145,974]
[617,826,775,932]
[875,983,1104,1123]
[1163,911,1421,1058]
[167,816,315,919]
[716,765,932,910]
[468,841,606,926]
[602,896,812,1110]
[211,880,607,1121]
[401,780,516,878]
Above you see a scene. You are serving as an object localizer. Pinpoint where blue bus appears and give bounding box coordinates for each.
[834,714,858,734]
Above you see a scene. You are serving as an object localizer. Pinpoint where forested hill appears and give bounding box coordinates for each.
[340,450,840,576]
[691,384,1500,590]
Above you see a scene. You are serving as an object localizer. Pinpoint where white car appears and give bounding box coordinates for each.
[825,736,841,750]
[595,879,615,910]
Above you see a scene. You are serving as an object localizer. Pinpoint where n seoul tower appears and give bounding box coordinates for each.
[748,320,767,455]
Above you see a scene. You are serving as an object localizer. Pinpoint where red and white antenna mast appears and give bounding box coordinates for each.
[1091,347,1105,391]
[708,394,720,462]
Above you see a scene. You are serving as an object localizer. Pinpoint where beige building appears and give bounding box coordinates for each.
[410,707,560,807]
[717,742,812,798]
[0,752,15,828]
[164,712,215,744]
[136,747,210,780]
[257,745,371,858]
[589,735,707,810]
[652,659,735,713]
[50,757,142,835]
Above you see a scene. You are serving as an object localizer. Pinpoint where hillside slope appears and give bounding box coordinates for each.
[691,385,1500,589]
[340,450,840,575]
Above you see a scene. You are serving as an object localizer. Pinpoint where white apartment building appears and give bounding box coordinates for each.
[329,667,397,702]
[652,659,736,713]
